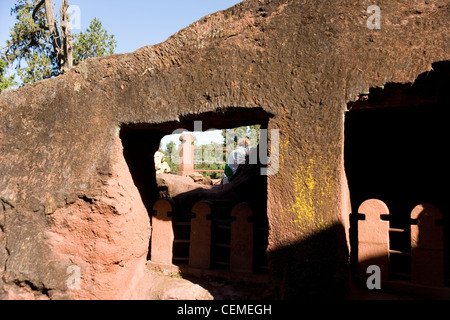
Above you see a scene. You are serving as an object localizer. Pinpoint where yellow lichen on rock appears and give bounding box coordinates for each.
[286,157,334,235]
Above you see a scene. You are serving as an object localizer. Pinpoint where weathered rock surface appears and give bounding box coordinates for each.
[0,0,448,299]
[156,174,212,199]
[124,266,214,300]
[188,173,213,186]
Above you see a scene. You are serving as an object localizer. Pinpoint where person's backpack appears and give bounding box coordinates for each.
[224,163,234,181]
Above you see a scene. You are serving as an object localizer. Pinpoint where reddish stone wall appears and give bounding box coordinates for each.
[0,0,448,299]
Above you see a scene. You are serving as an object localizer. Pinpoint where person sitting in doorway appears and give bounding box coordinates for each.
[154,149,171,174]
[222,137,250,184]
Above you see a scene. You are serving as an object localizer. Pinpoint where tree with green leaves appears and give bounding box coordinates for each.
[2,0,117,86]
[164,141,178,173]
[194,141,226,179]
[4,0,58,83]
[73,18,117,66]
[222,125,261,149]
[0,59,16,92]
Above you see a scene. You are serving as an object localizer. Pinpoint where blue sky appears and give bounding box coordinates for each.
[1,0,242,147]
[1,0,242,53]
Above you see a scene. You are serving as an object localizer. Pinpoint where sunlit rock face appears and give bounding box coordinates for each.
[0,0,448,299]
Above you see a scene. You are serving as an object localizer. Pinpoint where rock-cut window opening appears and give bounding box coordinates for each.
[119,107,273,275]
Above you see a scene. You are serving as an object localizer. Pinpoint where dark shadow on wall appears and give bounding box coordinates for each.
[266,223,350,300]
[350,255,450,300]
[175,222,350,300]
[120,129,162,215]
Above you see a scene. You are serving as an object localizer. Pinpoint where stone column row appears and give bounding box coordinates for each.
[357,199,444,287]
[150,199,254,273]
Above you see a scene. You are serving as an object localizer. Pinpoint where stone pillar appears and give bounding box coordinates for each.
[357,199,390,281]
[150,199,175,265]
[189,201,212,269]
[411,203,444,287]
[177,133,195,176]
[230,203,253,273]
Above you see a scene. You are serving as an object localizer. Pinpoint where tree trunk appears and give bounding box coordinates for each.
[44,0,62,69]
[59,0,73,73]
[43,0,73,73]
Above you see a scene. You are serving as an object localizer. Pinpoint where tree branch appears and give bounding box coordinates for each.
[32,0,48,30]
[32,0,45,21]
